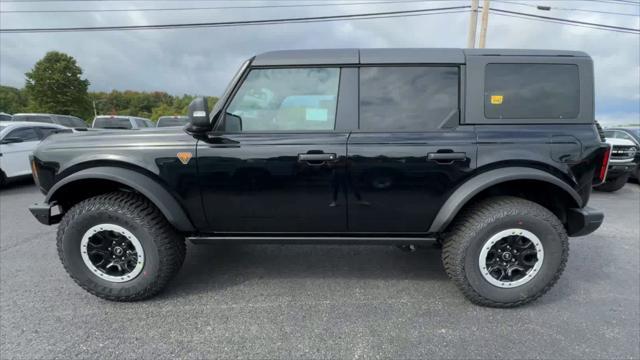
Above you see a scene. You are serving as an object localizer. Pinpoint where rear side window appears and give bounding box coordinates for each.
[226,68,340,131]
[134,118,148,128]
[359,67,459,131]
[485,63,580,119]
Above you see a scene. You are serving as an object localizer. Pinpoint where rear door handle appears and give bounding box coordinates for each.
[427,152,467,163]
[298,153,337,165]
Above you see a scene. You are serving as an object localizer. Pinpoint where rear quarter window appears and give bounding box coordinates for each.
[484,63,580,119]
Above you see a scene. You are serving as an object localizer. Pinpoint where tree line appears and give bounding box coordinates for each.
[0,51,217,123]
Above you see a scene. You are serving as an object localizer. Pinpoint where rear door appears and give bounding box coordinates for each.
[346,65,477,233]
[197,66,356,233]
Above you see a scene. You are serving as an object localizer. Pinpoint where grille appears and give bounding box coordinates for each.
[610,145,637,160]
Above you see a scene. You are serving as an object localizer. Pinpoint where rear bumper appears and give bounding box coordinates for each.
[566,206,604,237]
[29,202,61,226]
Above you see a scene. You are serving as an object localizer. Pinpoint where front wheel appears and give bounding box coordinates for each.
[57,192,186,301]
[442,196,569,307]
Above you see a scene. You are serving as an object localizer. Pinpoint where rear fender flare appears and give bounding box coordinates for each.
[46,167,195,232]
[428,167,582,233]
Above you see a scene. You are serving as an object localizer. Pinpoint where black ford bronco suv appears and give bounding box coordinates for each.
[29,49,610,307]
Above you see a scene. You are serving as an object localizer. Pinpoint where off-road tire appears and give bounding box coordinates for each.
[57,191,186,301]
[594,174,629,192]
[442,196,569,308]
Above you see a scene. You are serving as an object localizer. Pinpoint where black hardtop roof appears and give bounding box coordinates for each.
[252,48,589,66]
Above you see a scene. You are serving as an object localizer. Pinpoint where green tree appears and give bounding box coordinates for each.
[0,86,28,114]
[24,51,92,119]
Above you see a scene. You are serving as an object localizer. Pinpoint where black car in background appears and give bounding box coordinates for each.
[157,115,189,127]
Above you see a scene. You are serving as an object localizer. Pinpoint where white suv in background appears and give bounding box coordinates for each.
[0,122,71,186]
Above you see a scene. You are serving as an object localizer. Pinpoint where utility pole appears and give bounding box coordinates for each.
[478,0,490,48]
[467,0,479,48]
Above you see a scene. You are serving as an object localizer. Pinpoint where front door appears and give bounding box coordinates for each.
[198,66,351,233]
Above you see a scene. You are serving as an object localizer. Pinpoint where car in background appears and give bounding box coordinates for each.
[12,113,87,129]
[604,127,640,181]
[157,115,189,127]
[594,137,637,192]
[92,115,154,130]
[0,121,72,186]
[0,112,12,121]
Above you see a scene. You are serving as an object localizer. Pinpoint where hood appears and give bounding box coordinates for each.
[605,138,636,147]
[36,126,195,153]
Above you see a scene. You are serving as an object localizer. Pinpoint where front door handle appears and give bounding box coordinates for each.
[298,153,337,164]
[427,152,467,164]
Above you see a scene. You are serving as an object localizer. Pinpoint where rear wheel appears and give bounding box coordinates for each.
[442,196,568,307]
[594,174,629,192]
[57,191,186,301]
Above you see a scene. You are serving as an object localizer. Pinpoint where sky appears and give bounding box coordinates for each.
[0,0,639,126]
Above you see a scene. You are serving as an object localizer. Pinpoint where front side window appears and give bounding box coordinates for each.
[7,127,40,141]
[225,68,340,131]
[485,63,580,119]
[359,67,459,131]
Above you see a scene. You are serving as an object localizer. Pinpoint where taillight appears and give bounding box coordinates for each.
[598,146,611,183]
[30,159,39,184]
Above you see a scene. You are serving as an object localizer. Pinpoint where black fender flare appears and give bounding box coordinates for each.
[46,167,195,232]
[427,167,583,233]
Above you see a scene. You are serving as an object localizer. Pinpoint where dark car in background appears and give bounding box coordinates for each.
[604,127,640,181]
[157,115,189,127]
[0,112,12,121]
[92,115,154,129]
[12,113,87,128]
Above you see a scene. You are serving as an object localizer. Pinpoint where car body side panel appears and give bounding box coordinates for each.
[32,129,206,228]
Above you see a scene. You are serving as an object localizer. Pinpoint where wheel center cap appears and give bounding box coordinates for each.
[502,252,512,260]
[113,247,124,256]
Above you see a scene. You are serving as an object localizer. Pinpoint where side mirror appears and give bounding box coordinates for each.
[0,137,24,144]
[185,97,210,133]
[225,113,242,132]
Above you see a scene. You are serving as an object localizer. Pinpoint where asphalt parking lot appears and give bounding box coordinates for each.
[1,181,639,359]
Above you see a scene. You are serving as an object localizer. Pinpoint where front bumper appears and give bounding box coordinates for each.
[29,202,61,226]
[566,206,604,237]
[607,161,637,177]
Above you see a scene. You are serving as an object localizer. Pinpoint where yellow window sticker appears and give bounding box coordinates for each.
[490,95,504,105]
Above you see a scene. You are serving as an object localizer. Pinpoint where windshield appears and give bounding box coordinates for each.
[93,117,132,129]
[12,114,52,123]
[157,116,189,127]
[629,128,640,137]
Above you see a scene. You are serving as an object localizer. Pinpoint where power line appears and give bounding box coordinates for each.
[493,0,640,16]
[581,0,640,6]
[490,7,640,33]
[490,11,638,33]
[0,5,470,33]
[0,0,449,14]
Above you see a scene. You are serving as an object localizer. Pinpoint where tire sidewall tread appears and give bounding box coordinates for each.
[442,196,569,308]
[57,191,185,301]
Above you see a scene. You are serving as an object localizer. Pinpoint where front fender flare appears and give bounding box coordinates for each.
[46,167,195,232]
[427,167,582,233]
